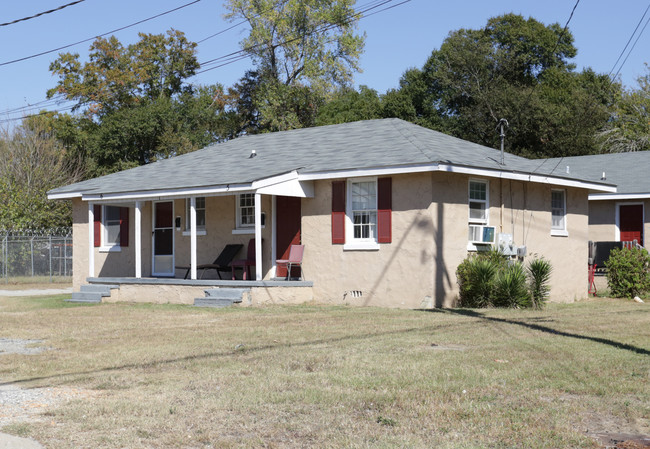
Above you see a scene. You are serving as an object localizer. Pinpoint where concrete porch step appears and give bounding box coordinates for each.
[67,291,102,303]
[66,284,120,303]
[194,288,249,308]
[80,284,119,297]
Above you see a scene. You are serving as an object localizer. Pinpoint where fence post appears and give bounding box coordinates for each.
[3,234,6,284]
[30,236,34,277]
[64,236,68,277]
[49,234,53,283]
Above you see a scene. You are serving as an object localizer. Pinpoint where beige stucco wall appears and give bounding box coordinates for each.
[588,199,650,249]
[301,173,590,308]
[71,172,591,307]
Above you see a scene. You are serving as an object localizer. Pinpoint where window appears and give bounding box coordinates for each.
[103,206,121,247]
[185,197,206,233]
[468,180,488,224]
[237,193,256,228]
[551,189,567,235]
[350,180,377,240]
[332,178,391,249]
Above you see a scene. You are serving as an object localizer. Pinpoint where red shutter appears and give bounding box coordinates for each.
[93,205,101,247]
[331,181,346,244]
[120,207,129,247]
[377,177,392,243]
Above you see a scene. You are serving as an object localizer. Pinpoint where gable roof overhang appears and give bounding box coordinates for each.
[298,162,617,193]
[48,171,315,203]
[589,193,650,201]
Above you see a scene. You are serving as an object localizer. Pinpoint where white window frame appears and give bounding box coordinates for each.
[100,205,122,252]
[233,193,264,234]
[468,179,489,225]
[467,179,489,250]
[344,177,379,251]
[182,197,206,236]
[551,189,568,237]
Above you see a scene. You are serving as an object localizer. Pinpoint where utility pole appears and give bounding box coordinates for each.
[498,118,509,166]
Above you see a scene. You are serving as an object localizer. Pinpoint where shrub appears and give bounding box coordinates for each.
[527,257,552,309]
[456,251,553,309]
[605,247,650,298]
[494,263,530,308]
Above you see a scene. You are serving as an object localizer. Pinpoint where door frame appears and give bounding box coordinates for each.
[151,200,175,277]
[615,202,644,245]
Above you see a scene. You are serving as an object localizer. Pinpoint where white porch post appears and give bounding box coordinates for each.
[271,195,277,278]
[190,196,197,280]
[88,202,95,278]
[135,201,142,278]
[255,192,262,280]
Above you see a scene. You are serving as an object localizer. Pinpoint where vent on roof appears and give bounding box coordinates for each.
[249,149,257,158]
[601,171,606,180]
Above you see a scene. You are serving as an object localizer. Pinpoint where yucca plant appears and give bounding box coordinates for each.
[527,257,552,309]
[493,262,530,308]
[465,257,498,308]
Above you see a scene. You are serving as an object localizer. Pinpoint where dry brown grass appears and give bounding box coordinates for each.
[0,295,648,448]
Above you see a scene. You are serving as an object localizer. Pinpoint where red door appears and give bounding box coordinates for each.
[276,196,301,278]
[619,204,643,246]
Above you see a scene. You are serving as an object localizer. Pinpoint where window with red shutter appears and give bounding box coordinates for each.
[377,177,392,243]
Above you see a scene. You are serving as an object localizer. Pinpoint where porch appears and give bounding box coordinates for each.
[72,276,314,306]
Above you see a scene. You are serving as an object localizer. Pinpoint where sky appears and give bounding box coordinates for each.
[0,0,648,125]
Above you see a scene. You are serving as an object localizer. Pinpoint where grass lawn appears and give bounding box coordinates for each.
[0,296,647,448]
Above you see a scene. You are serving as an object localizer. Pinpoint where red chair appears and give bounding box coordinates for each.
[276,244,304,280]
[231,239,256,280]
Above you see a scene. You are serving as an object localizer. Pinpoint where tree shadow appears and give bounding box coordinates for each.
[421,308,650,356]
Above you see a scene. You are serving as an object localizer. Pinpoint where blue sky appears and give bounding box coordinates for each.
[0,0,648,123]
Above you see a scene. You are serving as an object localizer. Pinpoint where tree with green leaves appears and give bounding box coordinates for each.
[0,119,83,230]
[224,0,365,131]
[598,65,650,153]
[47,31,233,175]
[48,29,199,117]
[389,14,619,157]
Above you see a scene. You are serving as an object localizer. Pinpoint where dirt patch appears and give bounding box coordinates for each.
[582,410,650,448]
[0,383,99,427]
[0,339,48,355]
[428,343,467,351]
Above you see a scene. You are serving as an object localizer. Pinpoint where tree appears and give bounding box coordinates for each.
[48,29,199,117]
[598,65,650,153]
[47,31,233,175]
[394,14,619,157]
[223,0,365,130]
[316,85,382,125]
[0,119,83,230]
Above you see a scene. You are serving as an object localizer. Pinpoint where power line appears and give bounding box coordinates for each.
[0,0,203,68]
[0,0,86,27]
[196,0,405,74]
[608,2,650,78]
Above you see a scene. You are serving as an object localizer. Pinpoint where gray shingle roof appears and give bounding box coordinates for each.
[49,118,613,197]
[544,152,650,195]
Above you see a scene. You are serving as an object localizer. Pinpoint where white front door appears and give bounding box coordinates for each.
[152,201,174,276]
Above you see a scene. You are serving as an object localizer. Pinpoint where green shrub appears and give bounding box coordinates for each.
[456,251,553,309]
[527,257,552,309]
[605,247,650,298]
[494,263,530,308]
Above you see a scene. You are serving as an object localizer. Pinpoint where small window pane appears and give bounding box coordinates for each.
[239,194,255,227]
[551,190,566,230]
[104,206,121,246]
[469,182,486,201]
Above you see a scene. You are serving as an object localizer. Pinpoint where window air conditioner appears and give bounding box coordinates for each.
[468,225,496,245]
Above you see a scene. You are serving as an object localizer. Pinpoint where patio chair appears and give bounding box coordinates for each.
[176,243,243,280]
[231,239,257,280]
[276,244,304,281]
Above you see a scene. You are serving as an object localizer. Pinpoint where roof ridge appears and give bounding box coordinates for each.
[388,119,437,164]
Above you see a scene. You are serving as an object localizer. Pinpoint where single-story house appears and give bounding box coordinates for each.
[545,152,650,249]
[48,118,616,308]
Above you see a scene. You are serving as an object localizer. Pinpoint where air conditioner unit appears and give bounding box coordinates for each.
[468,225,496,245]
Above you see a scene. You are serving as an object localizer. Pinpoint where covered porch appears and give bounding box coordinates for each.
[71,171,313,298]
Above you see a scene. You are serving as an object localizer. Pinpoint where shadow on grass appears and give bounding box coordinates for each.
[422,308,650,356]
[0,321,458,387]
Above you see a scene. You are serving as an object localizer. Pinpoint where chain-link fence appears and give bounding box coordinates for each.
[0,229,72,283]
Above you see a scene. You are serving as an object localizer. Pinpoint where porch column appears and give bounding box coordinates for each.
[88,202,95,278]
[271,195,277,278]
[135,201,142,278]
[255,192,262,281]
[190,196,197,280]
